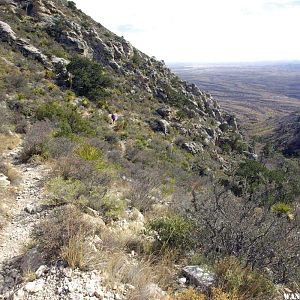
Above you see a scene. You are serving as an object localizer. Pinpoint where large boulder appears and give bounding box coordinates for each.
[182,266,215,290]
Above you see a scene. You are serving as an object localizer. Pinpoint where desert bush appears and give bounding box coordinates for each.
[46,137,76,158]
[132,49,143,66]
[67,56,112,101]
[190,184,300,283]
[36,101,93,136]
[36,206,92,267]
[148,214,194,252]
[211,288,238,300]
[215,257,274,299]
[61,234,85,269]
[228,133,248,153]
[127,167,161,212]
[164,84,189,108]
[271,202,293,217]
[104,132,119,144]
[67,1,77,9]
[231,160,300,205]
[20,120,54,162]
[54,153,111,191]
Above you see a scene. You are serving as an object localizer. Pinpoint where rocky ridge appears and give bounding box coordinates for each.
[0,0,243,159]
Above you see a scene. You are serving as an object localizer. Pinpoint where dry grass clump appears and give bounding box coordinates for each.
[0,134,20,155]
[88,223,175,298]
[215,257,274,300]
[23,266,37,282]
[36,205,95,269]
[0,161,21,185]
[98,250,174,300]
[61,234,86,269]
[165,287,238,300]
[0,187,17,229]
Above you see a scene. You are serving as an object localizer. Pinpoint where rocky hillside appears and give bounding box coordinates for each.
[0,1,300,299]
[0,0,242,158]
[272,112,300,157]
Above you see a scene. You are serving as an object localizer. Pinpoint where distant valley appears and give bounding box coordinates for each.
[170,62,300,136]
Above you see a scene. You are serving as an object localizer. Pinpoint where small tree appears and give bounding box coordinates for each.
[67,1,77,9]
[67,57,112,101]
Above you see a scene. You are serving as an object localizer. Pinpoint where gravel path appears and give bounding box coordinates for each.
[0,146,49,295]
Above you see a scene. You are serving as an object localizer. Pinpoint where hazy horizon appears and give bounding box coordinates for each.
[74,0,300,64]
[168,60,300,66]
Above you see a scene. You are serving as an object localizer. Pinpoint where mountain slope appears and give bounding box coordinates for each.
[0,1,299,299]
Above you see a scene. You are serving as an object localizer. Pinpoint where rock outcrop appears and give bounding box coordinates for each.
[0,21,49,66]
[182,266,215,291]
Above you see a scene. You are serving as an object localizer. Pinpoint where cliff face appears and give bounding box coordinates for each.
[0,0,244,163]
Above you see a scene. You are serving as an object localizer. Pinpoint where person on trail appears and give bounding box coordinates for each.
[111,113,117,124]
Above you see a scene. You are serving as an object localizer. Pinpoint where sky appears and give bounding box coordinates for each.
[73,0,300,63]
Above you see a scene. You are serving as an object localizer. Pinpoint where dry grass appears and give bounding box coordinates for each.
[165,287,238,300]
[23,266,37,282]
[36,205,94,269]
[0,187,18,229]
[165,288,205,300]
[61,234,85,269]
[0,134,20,155]
[0,162,22,185]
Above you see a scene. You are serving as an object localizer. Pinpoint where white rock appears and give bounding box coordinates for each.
[0,173,10,187]
[125,284,135,290]
[14,288,25,299]
[114,293,122,300]
[95,290,105,298]
[24,204,36,214]
[36,265,49,278]
[182,266,215,290]
[24,280,44,293]
[178,277,187,285]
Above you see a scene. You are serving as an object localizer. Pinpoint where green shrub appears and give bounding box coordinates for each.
[164,85,189,107]
[271,202,292,216]
[67,56,112,101]
[45,176,87,206]
[17,92,25,101]
[132,49,143,66]
[219,123,229,132]
[101,196,126,220]
[67,1,77,9]
[36,101,93,136]
[148,214,194,251]
[77,144,102,161]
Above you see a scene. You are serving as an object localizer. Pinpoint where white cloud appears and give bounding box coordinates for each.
[74,0,300,63]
